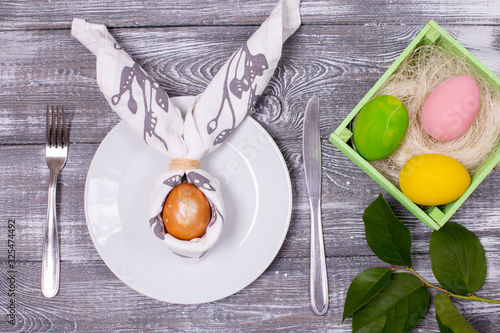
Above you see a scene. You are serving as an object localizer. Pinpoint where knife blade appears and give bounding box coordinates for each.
[302,95,329,315]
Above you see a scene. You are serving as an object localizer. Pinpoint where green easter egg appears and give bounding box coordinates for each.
[353,95,409,161]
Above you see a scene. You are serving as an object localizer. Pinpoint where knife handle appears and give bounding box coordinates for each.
[309,197,329,315]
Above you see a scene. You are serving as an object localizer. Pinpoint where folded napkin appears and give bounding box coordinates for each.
[72,0,301,262]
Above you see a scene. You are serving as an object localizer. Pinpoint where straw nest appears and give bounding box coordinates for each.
[369,44,500,186]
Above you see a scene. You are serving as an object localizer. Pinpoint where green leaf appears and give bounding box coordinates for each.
[343,267,391,322]
[435,293,479,332]
[429,222,486,295]
[436,318,454,333]
[352,273,429,333]
[363,193,413,267]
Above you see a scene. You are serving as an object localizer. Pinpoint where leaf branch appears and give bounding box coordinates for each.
[390,266,500,304]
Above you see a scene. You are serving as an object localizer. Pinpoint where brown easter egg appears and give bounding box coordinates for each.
[162,183,212,241]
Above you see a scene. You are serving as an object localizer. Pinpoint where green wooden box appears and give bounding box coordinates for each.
[329,20,500,230]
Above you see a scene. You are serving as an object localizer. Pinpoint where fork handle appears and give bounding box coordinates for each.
[42,169,60,298]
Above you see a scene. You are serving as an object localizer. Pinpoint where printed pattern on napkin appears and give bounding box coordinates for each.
[112,62,172,152]
[71,0,301,262]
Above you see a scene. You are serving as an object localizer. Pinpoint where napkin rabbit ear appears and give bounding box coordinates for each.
[71,18,109,56]
[184,0,302,157]
[72,0,301,161]
[71,18,188,158]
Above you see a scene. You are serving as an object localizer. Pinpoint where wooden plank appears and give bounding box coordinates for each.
[2,25,500,144]
[1,255,499,332]
[1,0,500,30]
[2,143,500,261]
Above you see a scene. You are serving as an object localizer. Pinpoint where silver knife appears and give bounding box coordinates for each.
[303,95,329,315]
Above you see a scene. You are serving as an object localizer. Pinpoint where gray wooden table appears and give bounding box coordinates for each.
[2,1,500,332]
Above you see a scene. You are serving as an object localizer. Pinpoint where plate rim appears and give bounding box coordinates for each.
[84,98,292,304]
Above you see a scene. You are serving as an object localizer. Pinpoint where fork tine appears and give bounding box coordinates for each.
[51,106,56,147]
[56,106,62,148]
[46,105,50,146]
[61,106,68,148]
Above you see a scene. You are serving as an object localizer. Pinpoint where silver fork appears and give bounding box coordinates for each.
[42,105,68,298]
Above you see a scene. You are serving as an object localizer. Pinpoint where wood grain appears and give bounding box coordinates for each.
[2,0,500,331]
[1,0,500,30]
[2,24,500,145]
[2,141,499,260]
[1,255,500,332]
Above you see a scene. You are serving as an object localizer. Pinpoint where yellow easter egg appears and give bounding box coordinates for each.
[399,154,471,206]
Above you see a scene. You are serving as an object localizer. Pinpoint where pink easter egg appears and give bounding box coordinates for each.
[420,76,480,141]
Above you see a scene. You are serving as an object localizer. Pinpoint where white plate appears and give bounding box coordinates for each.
[84,96,292,304]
